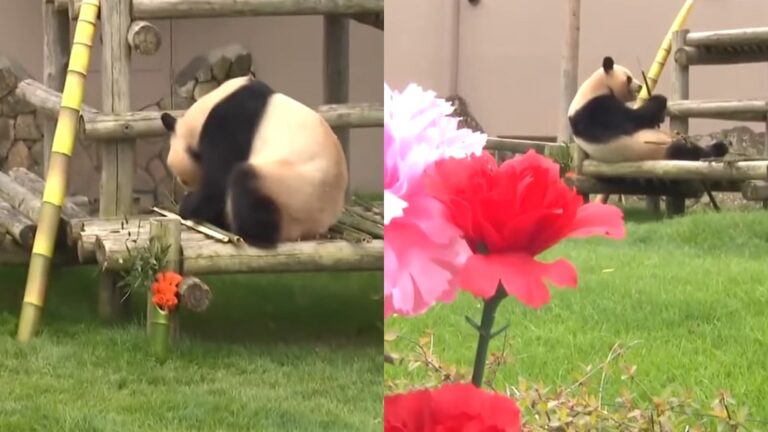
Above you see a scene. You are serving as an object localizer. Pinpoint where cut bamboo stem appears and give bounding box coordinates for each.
[147,217,181,362]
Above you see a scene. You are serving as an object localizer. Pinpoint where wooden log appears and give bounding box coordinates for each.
[79,102,383,140]
[8,167,90,214]
[667,28,691,217]
[350,12,383,31]
[78,227,205,263]
[485,137,562,154]
[666,99,768,122]
[324,15,350,200]
[60,0,384,19]
[564,175,705,198]
[685,27,768,48]
[582,159,768,181]
[14,78,99,119]
[556,0,580,148]
[741,180,768,201]
[0,170,86,229]
[96,237,384,274]
[178,276,212,313]
[675,46,768,66]
[0,199,37,249]
[127,20,162,56]
[42,0,71,177]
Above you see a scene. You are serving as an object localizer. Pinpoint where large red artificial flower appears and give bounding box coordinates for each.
[384,382,521,431]
[423,150,626,307]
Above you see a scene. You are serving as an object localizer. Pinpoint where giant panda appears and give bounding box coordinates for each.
[567,56,730,163]
[159,75,348,248]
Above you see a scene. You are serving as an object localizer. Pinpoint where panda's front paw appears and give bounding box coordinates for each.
[640,94,667,126]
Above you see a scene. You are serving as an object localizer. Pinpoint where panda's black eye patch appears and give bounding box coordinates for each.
[626,76,632,84]
[187,148,201,162]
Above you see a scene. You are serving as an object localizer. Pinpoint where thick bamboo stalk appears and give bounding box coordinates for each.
[42,0,71,176]
[666,99,768,122]
[557,0,580,147]
[685,27,768,48]
[147,217,181,361]
[61,0,383,19]
[96,237,384,274]
[14,78,99,119]
[17,0,100,343]
[675,46,768,66]
[582,159,768,181]
[324,15,351,200]
[127,20,162,56]
[78,102,383,141]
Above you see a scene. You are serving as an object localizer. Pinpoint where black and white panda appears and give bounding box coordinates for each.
[160,76,348,248]
[567,56,730,163]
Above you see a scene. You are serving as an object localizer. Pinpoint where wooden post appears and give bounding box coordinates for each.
[323,15,351,200]
[557,0,580,148]
[147,217,182,342]
[99,0,135,321]
[41,0,71,178]
[668,29,690,217]
[763,114,768,209]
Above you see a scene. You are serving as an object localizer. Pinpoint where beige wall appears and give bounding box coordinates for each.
[0,0,383,194]
[385,0,768,137]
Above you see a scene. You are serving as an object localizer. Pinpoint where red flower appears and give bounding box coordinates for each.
[423,150,625,307]
[384,382,521,431]
[151,271,182,311]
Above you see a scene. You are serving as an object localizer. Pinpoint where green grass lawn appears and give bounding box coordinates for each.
[0,267,382,430]
[385,206,768,418]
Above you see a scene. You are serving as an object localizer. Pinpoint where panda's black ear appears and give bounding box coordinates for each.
[160,112,177,133]
[602,56,614,73]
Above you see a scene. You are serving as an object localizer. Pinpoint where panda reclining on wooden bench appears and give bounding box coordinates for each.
[567,56,730,164]
[160,76,349,248]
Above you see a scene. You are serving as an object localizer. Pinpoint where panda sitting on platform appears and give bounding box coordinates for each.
[160,76,349,248]
[567,56,730,163]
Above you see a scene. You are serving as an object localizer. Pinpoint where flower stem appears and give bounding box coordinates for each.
[471,285,508,388]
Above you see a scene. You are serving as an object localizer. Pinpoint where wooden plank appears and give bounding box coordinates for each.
[685,27,768,48]
[79,102,383,140]
[324,15,351,200]
[666,99,768,122]
[484,137,562,154]
[61,0,383,19]
[41,0,71,177]
[675,46,768,66]
[582,159,768,181]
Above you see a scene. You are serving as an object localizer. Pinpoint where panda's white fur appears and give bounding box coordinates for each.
[160,76,348,247]
[567,56,729,163]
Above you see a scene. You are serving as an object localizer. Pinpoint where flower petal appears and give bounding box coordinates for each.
[567,202,627,240]
[459,253,578,308]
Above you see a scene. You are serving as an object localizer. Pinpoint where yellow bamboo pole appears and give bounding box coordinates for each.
[594,0,696,205]
[16,0,100,342]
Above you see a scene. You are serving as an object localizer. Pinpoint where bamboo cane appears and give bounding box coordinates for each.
[16,0,100,342]
[594,0,696,205]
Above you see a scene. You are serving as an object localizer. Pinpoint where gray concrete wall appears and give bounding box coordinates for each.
[385,0,768,137]
[0,0,383,201]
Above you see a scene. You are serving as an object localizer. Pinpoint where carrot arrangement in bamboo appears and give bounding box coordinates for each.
[16,0,100,342]
[594,0,696,205]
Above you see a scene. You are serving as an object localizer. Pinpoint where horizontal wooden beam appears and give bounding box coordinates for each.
[582,159,768,181]
[14,78,98,119]
[96,236,383,274]
[79,102,383,141]
[485,137,563,153]
[685,27,768,48]
[564,175,706,198]
[666,99,768,122]
[675,46,768,66]
[741,180,768,201]
[60,0,383,19]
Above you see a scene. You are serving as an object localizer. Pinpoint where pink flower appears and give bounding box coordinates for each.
[384,83,487,318]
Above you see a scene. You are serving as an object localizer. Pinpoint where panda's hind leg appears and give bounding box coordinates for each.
[665,138,730,161]
[226,162,282,248]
